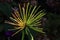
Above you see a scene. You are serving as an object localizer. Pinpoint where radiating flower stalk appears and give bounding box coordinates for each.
[5,3,45,40]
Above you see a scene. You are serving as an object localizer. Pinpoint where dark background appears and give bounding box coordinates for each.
[0,0,60,40]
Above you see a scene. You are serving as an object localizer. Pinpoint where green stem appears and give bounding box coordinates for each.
[21,30,24,40]
[27,28,34,40]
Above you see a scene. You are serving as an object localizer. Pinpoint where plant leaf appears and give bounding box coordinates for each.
[29,26,45,33]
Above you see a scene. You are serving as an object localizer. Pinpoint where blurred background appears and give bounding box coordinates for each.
[0,0,60,40]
